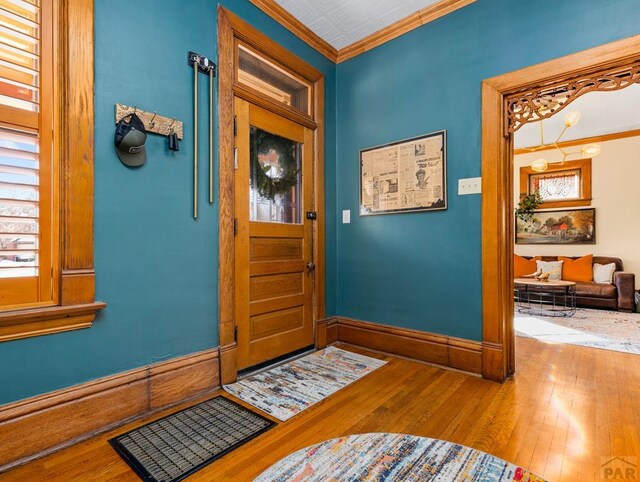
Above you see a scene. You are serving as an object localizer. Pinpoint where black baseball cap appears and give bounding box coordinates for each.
[114,113,147,167]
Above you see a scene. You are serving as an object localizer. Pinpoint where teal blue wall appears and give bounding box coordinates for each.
[2,0,639,406]
[0,0,336,405]
[334,0,640,340]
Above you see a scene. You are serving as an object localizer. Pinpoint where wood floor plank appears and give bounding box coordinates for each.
[544,340,582,481]
[3,337,640,481]
[560,342,596,481]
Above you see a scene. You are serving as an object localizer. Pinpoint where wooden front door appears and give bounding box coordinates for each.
[234,98,315,370]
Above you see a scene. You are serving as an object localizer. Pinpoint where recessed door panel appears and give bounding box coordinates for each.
[250,237,302,262]
[250,306,304,339]
[250,272,303,301]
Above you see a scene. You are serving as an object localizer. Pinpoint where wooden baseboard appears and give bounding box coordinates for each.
[327,318,338,345]
[482,341,506,382]
[314,317,338,349]
[315,318,328,349]
[219,342,237,385]
[331,316,481,375]
[0,348,220,471]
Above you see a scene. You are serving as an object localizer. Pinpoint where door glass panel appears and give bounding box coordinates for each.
[250,126,301,224]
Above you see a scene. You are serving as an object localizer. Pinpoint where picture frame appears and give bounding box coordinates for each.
[359,130,447,216]
[516,207,596,245]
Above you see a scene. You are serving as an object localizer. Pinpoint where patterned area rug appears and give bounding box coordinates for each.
[515,308,640,355]
[255,433,545,481]
[223,347,386,421]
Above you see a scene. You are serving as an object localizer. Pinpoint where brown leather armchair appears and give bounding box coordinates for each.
[614,271,636,312]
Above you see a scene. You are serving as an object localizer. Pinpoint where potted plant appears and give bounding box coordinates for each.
[515,191,543,222]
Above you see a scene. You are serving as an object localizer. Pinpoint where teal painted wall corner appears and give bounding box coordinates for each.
[334,0,640,341]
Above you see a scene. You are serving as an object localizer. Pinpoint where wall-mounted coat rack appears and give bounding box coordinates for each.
[115,103,183,139]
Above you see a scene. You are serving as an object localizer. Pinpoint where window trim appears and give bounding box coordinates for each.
[519,158,592,209]
[0,0,105,342]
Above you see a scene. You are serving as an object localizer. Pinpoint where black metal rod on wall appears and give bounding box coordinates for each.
[188,51,217,218]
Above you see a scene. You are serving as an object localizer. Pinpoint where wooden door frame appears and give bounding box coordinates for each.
[481,35,640,382]
[217,7,326,383]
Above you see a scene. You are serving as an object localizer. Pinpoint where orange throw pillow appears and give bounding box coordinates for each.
[514,254,540,278]
[559,255,593,282]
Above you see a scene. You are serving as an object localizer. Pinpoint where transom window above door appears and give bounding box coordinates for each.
[236,44,311,115]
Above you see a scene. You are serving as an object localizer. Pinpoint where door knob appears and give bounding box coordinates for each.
[306,262,316,272]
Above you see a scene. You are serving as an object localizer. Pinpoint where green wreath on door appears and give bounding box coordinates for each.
[251,130,299,200]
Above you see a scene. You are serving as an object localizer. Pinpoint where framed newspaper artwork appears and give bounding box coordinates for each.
[360,130,447,216]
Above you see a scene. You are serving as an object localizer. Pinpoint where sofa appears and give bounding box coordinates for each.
[521,256,636,312]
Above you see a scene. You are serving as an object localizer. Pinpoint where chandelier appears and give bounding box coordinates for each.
[521,110,601,172]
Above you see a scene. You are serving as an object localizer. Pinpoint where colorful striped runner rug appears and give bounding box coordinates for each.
[223,346,386,421]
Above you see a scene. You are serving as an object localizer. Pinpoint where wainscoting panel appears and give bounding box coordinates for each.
[0,348,220,472]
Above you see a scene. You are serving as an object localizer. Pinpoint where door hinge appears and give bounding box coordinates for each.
[233,218,238,235]
[306,211,317,220]
[234,326,238,342]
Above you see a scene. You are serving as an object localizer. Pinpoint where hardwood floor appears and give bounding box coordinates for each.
[3,337,639,481]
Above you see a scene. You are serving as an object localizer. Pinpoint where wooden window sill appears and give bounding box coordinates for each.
[539,198,592,209]
[0,302,107,343]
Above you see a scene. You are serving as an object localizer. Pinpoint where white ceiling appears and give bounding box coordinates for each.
[515,84,640,148]
[274,0,441,50]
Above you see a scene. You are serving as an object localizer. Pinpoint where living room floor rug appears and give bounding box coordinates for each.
[109,396,275,482]
[254,433,546,481]
[223,346,386,421]
[515,308,640,355]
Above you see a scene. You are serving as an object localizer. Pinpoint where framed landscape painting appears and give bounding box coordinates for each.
[516,208,596,245]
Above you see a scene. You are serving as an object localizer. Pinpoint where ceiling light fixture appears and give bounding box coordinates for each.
[530,159,549,173]
[521,110,601,172]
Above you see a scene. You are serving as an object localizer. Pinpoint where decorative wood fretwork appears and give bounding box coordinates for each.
[505,59,640,133]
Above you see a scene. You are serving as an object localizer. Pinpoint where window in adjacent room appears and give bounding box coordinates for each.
[519,158,592,209]
[530,168,581,201]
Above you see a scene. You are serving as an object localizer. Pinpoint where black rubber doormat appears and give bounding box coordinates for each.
[109,396,276,482]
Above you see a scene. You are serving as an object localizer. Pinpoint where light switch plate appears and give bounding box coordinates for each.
[458,177,482,195]
[342,210,351,224]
